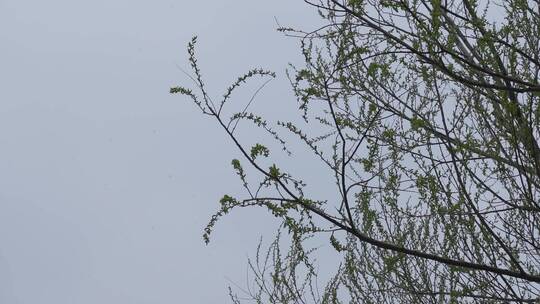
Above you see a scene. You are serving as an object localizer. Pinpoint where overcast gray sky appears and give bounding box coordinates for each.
[0,1,322,303]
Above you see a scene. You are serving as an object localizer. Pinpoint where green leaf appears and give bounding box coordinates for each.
[410,116,426,130]
[250,143,270,159]
[269,164,280,179]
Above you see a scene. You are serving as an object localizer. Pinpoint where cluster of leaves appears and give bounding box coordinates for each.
[172,0,540,303]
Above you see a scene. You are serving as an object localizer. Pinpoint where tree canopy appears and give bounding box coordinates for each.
[171,0,540,302]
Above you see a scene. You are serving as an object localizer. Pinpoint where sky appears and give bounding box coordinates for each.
[0,1,323,303]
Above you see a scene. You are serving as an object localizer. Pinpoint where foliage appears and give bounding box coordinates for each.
[171,1,540,302]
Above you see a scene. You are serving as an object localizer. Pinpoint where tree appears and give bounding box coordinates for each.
[171,0,540,302]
